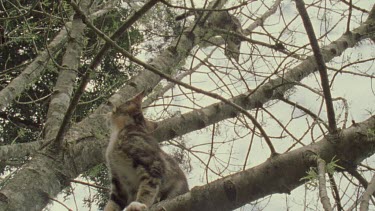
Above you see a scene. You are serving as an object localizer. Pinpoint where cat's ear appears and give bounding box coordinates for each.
[111,103,117,113]
[131,90,145,107]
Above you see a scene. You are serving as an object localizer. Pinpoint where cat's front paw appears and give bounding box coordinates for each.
[125,201,148,211]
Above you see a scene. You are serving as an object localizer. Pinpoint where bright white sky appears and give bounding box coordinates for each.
[47,0,375,210]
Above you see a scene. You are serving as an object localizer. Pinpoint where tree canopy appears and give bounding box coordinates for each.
[0,0,375,210]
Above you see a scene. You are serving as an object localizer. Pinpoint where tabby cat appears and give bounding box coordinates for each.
[104,91,188,211]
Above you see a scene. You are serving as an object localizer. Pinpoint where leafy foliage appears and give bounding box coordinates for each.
[0,1,143,171]
[82,163,110,209]
[300,156,343,189]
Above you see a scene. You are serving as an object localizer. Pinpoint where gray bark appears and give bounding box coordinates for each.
[43,0,88,142]
[360,173,375,211]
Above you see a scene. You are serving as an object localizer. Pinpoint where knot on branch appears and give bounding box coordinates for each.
[223,179,237,205]
[0,192,8,204]
[325,130,342,144]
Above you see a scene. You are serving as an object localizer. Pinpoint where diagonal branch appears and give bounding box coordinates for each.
[295,0,337,133]
[147,116,375,211]
[43,1,89,149]
[64,2,375,153]
[64,0,281,141]
[0,3,118,111]
[41,0,161,150]
[243,0,282,35]
[69,0,277,156]
[279,97,329,130]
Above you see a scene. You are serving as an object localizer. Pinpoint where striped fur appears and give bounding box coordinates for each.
[104,92,188,211]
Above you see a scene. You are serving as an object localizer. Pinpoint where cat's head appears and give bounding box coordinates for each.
[110,91,158,132]
[110,91,144,129]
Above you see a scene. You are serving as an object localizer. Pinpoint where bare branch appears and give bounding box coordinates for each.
[70,179,109,191]
[360,174,375,211]
[147,115,375,211]
[340,0,369,13]
[142,48,216,107]
[243,0,282,35]
[328,173,343,211]
[69,0,278,155]
[317,158,333,211]
[295,0,337,133]
[279,97,329,130]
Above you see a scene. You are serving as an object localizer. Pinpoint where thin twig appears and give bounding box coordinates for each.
[346,168,375,210]
[160,0,252,12]
[340,0,368,13]
[242,109,258,170]
[205,123,215,184]
[70,179,109,191]
[143,48,216,107]
[328,173,343,211]
[347,168,375,198]
[48,197,73,211]
[279,97,330,130]
[346,0,353,33]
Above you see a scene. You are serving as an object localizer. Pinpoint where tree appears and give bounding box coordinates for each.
[0,0,375,210]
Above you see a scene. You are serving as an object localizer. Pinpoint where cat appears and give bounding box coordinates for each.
[104,91,189,211]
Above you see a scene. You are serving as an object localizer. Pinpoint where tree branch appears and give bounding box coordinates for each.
[328,173,343,211]
[147,116,375,211]
[0,141,41,160]
[41,0,161,150]
[0,3,117,110]
[360,174,375,211]
[43,0,89,150]
[295,0,337,133]
[340,0,368,13]
[70,0,278,155]
[243,0,282,35]
[317,158,333,211]
[143,48,216,107]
